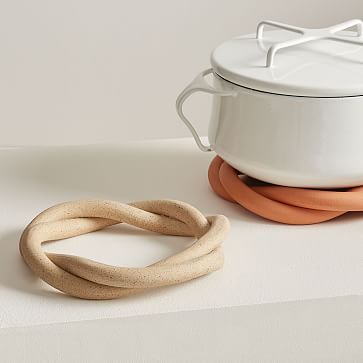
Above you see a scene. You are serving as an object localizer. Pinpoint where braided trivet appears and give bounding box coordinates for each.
[209,155,363,225]
[19,199,229,300]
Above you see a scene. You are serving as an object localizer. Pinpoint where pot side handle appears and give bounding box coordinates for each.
[176,68,236,152]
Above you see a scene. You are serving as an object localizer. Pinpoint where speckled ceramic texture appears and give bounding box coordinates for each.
[19,199,229,300]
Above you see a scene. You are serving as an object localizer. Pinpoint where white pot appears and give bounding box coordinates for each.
[176,20,363,188]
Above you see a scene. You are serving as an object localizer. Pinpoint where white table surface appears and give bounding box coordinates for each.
[0,138,363,329]
[1,296,362,363]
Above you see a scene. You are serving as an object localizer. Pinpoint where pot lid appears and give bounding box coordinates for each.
[211,19,363,97]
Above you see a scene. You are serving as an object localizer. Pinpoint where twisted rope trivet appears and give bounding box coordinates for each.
[209,155,363,225]
[19,199,229,300]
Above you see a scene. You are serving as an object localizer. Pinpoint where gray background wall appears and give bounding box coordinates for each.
[1,0,363,145]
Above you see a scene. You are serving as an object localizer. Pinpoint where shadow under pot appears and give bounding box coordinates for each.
[176,19,363,188]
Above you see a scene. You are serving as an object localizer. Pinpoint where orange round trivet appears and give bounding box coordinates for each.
[208,156,363,225]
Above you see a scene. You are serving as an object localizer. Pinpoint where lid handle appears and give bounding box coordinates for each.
[256,19,363,68]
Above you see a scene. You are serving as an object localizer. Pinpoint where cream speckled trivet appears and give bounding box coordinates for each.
[19,199,229,300]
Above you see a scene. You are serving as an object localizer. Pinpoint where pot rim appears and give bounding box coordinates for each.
[213,71,363,100]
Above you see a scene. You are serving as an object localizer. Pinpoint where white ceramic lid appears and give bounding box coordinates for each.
[211,20,363,97]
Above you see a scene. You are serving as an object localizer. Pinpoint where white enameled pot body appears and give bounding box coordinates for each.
[176,70,363,188]
[209,73,363,188]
